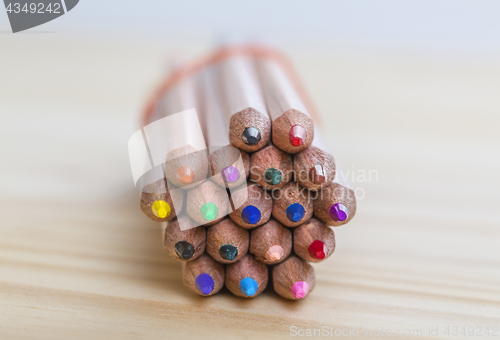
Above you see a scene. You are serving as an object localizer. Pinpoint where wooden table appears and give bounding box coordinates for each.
[1,35,499,339]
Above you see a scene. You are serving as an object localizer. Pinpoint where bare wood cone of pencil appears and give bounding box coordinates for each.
[249,144,293,190]
[186,179,230,227]
[206,218,249,263]
[140,178,183,222]
[229,183,273,229]
[313,163,357,226]
[225,254,268,298]
[294,130,336,191]
[183,253,225,297]
[272,182,314,227]
[163,216,206,261]
[293,218,335,262]
[249,219,292,265]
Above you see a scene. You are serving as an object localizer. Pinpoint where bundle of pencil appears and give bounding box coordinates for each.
[136,45,357,300]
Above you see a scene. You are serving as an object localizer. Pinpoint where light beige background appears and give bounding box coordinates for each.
[1,33,500,339]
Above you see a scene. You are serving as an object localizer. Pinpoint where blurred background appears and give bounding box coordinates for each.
[1,0,500,337]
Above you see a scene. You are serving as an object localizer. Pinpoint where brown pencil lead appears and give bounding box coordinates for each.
[310,164,326,184]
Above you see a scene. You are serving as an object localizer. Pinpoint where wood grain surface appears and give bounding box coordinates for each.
[1,35,500,339]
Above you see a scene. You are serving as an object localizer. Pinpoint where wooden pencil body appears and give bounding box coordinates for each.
[140,178,182,222]
[206,218,249,264]
[249,144,293,190]
[216,56,271,152]
[249,219,291,265]
[163,217,206,261]
[183,253,225,296]
[186,179,229,227]
[271,182,314,227]
[313,182,356,226]
[225,254,268,298]
[272,256,315,300]
[293,218,335,263]
[229,183,273,229]
[256,58,314,154]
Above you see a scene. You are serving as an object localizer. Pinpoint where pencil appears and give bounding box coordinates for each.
[313,166,357,226]
[293,218,335,262]
[293,130,336,191]
[164,145,209,189]
[229,183,273,229]
[145,76,209,189]
[197,67,248,189]
[249,219,292,265]
[271,182,314,227]
[209,148,250,189]
[225,254,268,298]
[272,256,315,300]
[249,144,293,190]
[206,218,249,263]
[140,178,183,222]
[183,253,225,296]
[256,57,314,154]
[216,56,272,152]
[163,216,206,261]
[186,179,230,227]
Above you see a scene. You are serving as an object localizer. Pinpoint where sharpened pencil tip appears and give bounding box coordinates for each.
[200,203,219,221]
[266,245,284,261]
[219,244,238,261]
[291,281,309,299]
[263,168,282,185]
[195,273,215,295]
[308,240,326,260]
[289,125,306,147]
[242,127,261,146]
[175,241,195,260]
[241,205,262,224]
[310,164,326,184]
[176,167,195,184]
[239,277,259,297]
[329,203,348,222]
[151,200,171,219]
[222,166,240,183]
[286,203,305,222]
